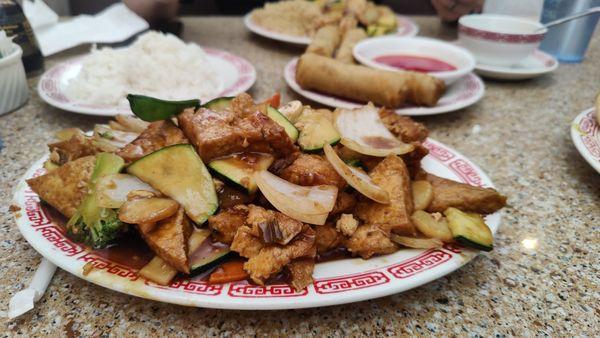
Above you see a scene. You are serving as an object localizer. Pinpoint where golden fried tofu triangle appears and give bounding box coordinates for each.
[415,171,507,214]
[355,155,416,236]
[26,155,96,219]
[138,207,192,274]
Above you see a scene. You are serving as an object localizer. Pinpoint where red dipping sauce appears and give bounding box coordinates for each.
[374,54,456,72]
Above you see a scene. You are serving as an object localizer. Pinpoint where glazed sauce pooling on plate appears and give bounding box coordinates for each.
[374,55,456,72]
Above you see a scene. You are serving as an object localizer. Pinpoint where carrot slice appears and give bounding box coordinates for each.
[208,260,249,284]
[262,92,281,108]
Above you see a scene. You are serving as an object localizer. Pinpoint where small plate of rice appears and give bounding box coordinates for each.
[38,31,256,116]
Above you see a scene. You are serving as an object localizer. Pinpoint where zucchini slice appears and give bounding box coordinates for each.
[202,96,234,111]
[127,144,218,224]
[296,110,340,152]
[208,153,274,193]
[127,94,200,122]
[188,229,234,276]
[444,207,494,251]
[267,106,299,142]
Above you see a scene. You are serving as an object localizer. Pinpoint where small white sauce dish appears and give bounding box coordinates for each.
[458,14,547,67]
[0,43,29,115]
[353,36,475,85]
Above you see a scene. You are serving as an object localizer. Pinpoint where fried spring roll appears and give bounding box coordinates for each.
[306,25,341,57]
[335,28,367,64]
[296,53,445,107]
[346,0,368,17]
[338,15,358,35]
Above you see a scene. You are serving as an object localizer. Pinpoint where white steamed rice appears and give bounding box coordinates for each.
[65,31,223,106]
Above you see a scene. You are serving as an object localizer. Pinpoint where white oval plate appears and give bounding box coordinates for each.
[12,139,501,310]
[474,50,558,80]
[37,48,257,117]
[571,107,600,173]
[284,58,485,116]
[244,13,419,45]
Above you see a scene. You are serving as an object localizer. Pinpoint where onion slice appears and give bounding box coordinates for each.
[323,144,390,204]
[254,170,338,225]
[333,103,414,157]
[390,234,443,249]
[93,124,139,152]
[96,173,158,208]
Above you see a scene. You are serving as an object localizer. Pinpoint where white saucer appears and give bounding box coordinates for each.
[475,50,558,80]
[284,58,485,116]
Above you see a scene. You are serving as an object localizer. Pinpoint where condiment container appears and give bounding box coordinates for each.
[0,0,44,75]
[0,42,29,115]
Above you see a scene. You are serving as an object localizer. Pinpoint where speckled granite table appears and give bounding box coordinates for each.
[1,16,598,337]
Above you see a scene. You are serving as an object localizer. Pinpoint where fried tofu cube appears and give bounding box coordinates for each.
[139,207,192,274]
[314,223,343,254]
[280,153,347,189]
[26,155,96,219]
[243,225,316,285]
[378,109,429,143]
[208,205,249,244]
[177,94,297,162]
[230,225,265,259]
[287,258,315,291]
[355,155,417,236]
[49,133,98,165]
[416,172,507,214]
[246,205,303,245]
[330,191,357,215]
[345,224,398,259]
[116,120,188,163]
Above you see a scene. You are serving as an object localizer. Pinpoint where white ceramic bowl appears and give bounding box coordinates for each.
[0,43,29,115]
[458,14,546,67]
[353,36,475,85]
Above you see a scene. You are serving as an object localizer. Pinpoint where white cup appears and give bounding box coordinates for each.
[458,14,547,67]
[0,43,29,115]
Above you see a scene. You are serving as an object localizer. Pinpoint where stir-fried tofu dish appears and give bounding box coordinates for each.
[28,93,506,290]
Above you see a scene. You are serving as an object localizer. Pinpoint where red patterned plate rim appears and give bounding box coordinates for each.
[37,48,257,117]
[12,139,502,309]
[284,58,485,116]
[570,107,600,174]
[243,13,418,45]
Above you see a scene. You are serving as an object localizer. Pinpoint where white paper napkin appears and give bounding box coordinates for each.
[7,258,57,319]
[22,0,58,30]
[23,2,149,57]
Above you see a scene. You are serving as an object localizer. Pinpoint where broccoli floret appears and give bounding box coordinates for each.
[67,208,126,249]
[65,153,127,249]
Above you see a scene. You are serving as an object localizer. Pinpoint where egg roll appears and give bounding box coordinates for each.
[306,25,341,57]
[296,53,445,108]
[335,28,367,64]
[338,15,358,35]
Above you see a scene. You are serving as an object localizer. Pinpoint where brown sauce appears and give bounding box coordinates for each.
[93,234,154,270]
[317,247,351,263]
[217,184,253,209]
